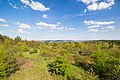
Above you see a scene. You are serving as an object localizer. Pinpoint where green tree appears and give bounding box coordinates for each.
[14,36,21,41]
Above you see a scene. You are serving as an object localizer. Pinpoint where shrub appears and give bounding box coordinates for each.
[59,49,68,56]
[67,66,99,80]
[0,45,7,79]
[48,57,71,77]
[91,51,120,80]
[74,55,93,71]
[16,42,29,52]
[30,48,37,54]
[40,49,57,57]
[0,45,19,79]
[48,57,98,80]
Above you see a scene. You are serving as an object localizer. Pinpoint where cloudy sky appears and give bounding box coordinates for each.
[0,0,120,40]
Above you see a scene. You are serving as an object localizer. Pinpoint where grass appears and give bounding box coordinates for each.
[8,52,53,80]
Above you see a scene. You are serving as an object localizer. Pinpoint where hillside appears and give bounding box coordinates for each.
[0,34,120,80]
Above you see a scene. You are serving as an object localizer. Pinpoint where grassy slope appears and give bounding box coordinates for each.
[8,52,53,80]
[8,52,98,80]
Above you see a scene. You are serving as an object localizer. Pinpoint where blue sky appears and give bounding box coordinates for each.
[0,0,120,40]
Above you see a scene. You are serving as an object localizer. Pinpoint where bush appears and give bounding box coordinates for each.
[91,51,120,80]
[40,49,57,57]
[48,57,71,77]
[67,66,99,80]
[0,57,7,80]
[30,48,37,54]
[0,45,19,79]
[59,49,68,56]
[48,57,98,80]
[74,55,93,71]
[16,42,29,52]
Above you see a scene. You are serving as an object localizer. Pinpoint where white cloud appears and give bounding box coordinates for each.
[18,23,31,29]
[84,20,116,32]
[0,24,9,27]
[106,26,115,30]
[20,0,30,4]
[79,0,115,11]
[88,29,98,32]
[57,22,61,25]
[42,14,48,19]
[87,3,98,11]
[65,26,76,31]
[57,27,64,30]
[87,25,99,28]
[20,0,50,11]
[0,18,7,22]
[36,22,75,31]
[9,3,19,9]
[14,22,31,34]
[84,9,87,13]
[13,22,20,25]
[84,20,115,25]
[36,22,57,29]
[87,0,115,11]
[78,0,90,5]
[68,27,75,30]
[106,25,114,28]
[78,0,98,5]
[17,29,30,34]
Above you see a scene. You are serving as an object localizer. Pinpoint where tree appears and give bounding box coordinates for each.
[14,36,21,41]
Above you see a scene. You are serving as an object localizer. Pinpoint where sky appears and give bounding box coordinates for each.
[0,0,120,40]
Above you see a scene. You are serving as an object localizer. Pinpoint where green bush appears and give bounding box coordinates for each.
[30,48,37,54]
[16,42,29,52]
[0,46,7,79]
[0,45,19,79]
[0,63,7,80]
[91,51,120,80]
[74,55,93,71]
[67,66,99,80]
[59,49,68,56]
[48,57,71,77]
[40,49,57,57]
[48,57,99,80]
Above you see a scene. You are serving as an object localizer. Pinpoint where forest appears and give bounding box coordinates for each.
[0,34,120,80]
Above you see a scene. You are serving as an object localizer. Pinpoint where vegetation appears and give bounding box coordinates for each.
[0,40,19,80]
[48,57,71,77]
[0,34,120,80]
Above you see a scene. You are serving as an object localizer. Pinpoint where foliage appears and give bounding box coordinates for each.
[67,66,99,80]
[0,45,19,79]
[0,45,7,80]
[16,42,29,52]
[91,50,120,80]
[48,57,71,77]
[48,56,98,80]
[0,34,120,80]
[74,55,93,71]
[14,36,21,41]
[30,48,37,54]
